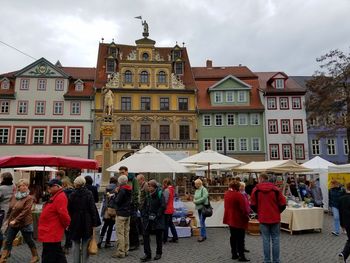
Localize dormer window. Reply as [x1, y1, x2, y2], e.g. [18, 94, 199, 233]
[174, 62, 184, 75]
[1, 79, 9, 89]
[106, 59, 115, 73]
[109, 47, 117, 57]
[74, 80, 84, 91]
[275, 79, 284, 89]
[172, 50, 182, 60]
[142, 52, 149, 61]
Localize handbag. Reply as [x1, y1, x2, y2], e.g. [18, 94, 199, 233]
[88, 230, 98, 255]
[106, 207, 117, 218]
[200, 188, 213, 217]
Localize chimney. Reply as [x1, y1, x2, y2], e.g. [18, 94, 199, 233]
[206, 60, 212, 68]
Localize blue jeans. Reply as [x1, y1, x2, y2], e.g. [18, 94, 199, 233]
[198, 209, 207, 238]
[5, 224, 36, 252]
[259, 223, 280, 263]
[331, 207, 340, 234]
[73, 238, 90, 263]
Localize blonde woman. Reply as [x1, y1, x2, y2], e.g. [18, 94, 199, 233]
[193, 179, 209, 242]
[0, 179, 39, 263]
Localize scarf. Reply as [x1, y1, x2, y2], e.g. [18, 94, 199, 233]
[15, 191, 29, 200]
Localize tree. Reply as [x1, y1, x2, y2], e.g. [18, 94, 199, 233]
[306, 48, 350, 162]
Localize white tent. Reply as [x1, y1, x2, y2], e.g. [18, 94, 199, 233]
[107, 145, 189, 174]
[303, 156, 336, 210]
[193, 163, 240, 171]
[234, 160, 311, 173]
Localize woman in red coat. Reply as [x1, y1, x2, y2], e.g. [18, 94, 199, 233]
[223, 181, 250, 262]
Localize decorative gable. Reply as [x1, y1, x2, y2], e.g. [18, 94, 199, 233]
[208, 75, 252, 91]
[74, 79, 84, 91]
[270, 72, 288, 89]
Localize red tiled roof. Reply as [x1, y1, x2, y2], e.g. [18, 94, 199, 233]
[255, 72, 306, 94]
[64, 80, 94, 98]
[192, 66, 256, 79]
[62, 67, 96, 80]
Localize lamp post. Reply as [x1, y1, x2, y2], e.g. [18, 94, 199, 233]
[223, 136, 227, 155]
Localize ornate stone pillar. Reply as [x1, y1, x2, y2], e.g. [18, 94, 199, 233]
[100, 121, 114, 190]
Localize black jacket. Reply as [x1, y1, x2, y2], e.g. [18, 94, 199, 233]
[68, 187, 99, 240]
[86, 184, 99, 203]
[113, 185, 132, 217]
[141, 187, 165, 230]
[339, 193, 350, 229]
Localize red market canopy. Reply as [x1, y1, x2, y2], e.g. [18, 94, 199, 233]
[0, 155, 98, 170]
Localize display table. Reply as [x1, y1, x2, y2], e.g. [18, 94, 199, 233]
[280, 207, 323, 234]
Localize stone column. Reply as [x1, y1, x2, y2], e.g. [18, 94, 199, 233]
[100, 121, 114, 190]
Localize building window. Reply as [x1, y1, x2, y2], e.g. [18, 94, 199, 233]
[142, 52, 149, 61]
[15, 128, 27, 144]
[327, 138, 336, 155]
[52, 128, 64, 144]
[120, 125, 131, 140]
[0, 128, 9, 144]
[239, 138, 248, 151]
[204, 139, 211, 150]
[226, 91, 234, 102]
[33, 128, 45, 144]
[203, 115, 211, 126]
[214, 92, 223, 103]
[75, 81, 83, 91]
[160, 98, 169, 110]
[53, 101, 63, 115]
[238, 91, 247, 102]
[121, 97, 132, 111]
[160, 125, 170, 140]
[55, 79, 64, 91]
[282, 144, 292, 159]
[37, 79, 47, 90]
[124, 70, 133, 83]
[281, 119, 291, 134]
[18, 101, 28, 115]
[71, 101, 81, 115]
[178, 98, 188, 110]
[279, 97, 289, 109]
[20, 79, 29, 90]
[215, 114, 223, 126]
[344, 139, 349, 155]
[140, 71, 149, 83]
[140, 97, 151, 111]
[216, 138, 223, 152]
[1, 79, 9, 89]
[275, 79, 284, 89]
[175, 62, 183, 75]
[250, 113, 260, 125]
[0, 101, 9, 114]
[227, 114, 235, 125]
[179, 125, 189, 140]
[267, 97, 277, 109]
[268, 120, 278, 134]
[251, 138, 260, 151]
[293, 119, 303, 133]
[140, 125, 151, 140]
[238, 114, 248, 125]
[69, 128, 81, 144]
[309, 117, 319, 127]
[172, 50, 182, 60]
[270, 144, 279, 159]
[157, 71, 166, 84]
[311, 139, 321, 155]
[108, 46, 117, 57]
[295, 144, 305, 160]
[106, 59, 115, 72]
[227, 138, 235, 151]
[35, 101, 45, 115]
[292, 97, 301, 109]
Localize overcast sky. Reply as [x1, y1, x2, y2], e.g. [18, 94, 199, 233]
[0, 0, 349, 76]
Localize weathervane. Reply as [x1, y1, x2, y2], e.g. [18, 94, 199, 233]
[135, 16, 149, 37]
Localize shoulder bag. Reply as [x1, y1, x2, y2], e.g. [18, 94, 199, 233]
[200, 188, 213, 217]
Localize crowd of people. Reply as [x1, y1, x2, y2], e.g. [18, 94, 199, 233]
[0, 169, 349, 263]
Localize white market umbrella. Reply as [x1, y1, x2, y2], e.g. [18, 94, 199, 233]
[234, 160, 312, 173]
[106, 145, 189, 174]
[193, 163, 241, 172]
[14, 166, 58, 172]
[302, 156, 335, 170]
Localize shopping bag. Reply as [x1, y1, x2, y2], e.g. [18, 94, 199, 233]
[88, 231, 98, 255]
[201, 204, 213, 217]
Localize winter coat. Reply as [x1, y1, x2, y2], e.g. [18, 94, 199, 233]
[223, 189, 249, 229]
[127, 174, 140, 212]
[164, 185, 175, 215]
[7, 194, 34, 228]
[142, 187, 165, 230]
[250, 182, 286, 224]
[38, 189, 71, 242]
[193, 186, 209, 210]
[101, 183, 117, 218]
[0, 184, 15, 219]
[329, 186, 345, 209]
[113, 185, 132, 217]
[86, 184, 99, 203]
[339, 193, 350, 229]
[139, 181, 149, 211]
[68, 187, 98, 240]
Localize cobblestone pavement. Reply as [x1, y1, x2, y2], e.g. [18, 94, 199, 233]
[6, 213, 347, 263]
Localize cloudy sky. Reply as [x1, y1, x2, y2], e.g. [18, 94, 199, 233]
[0, 0, 349, 75]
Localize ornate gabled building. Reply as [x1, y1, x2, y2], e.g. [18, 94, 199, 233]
[0, 58, 95, 158]
[193, 60, 265, 163]
[93, 28, 198, 166]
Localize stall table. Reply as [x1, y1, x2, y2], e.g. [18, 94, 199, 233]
[280, 207, 323, 234]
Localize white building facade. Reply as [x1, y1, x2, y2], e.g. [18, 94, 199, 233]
[0, 58, 95, 158]
[256, 72, 309, 163]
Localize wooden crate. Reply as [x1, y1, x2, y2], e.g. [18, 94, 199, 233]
[247, 219, 260, 235]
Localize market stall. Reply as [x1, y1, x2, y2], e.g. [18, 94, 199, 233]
[328, 164, 350, 187]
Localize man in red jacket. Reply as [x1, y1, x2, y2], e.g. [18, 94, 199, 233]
[38, 179, 71, 263]
[250, 173, 286, 263]
[223, 181, 250, 262]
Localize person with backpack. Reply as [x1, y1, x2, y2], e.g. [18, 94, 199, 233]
[140, 179, 165, 262]
[250, 173, 286, 263]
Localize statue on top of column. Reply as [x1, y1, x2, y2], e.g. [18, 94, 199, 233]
[102, 87, 114, 116]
